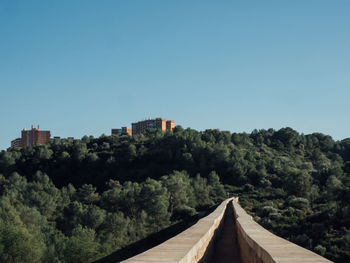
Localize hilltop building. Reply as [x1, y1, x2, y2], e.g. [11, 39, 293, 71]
[111, 127, 132, 136]
[9, 125, 51, 149]
[112, 118, 175, 137]
[21, 125, 51, 147]
[131, 118, 175, 136]
[50, 136, 74, 141]
[166, 120, 175, 130]
[11, 138, 22, 148]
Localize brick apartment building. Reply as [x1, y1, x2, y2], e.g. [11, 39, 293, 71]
[10, 125, 51, 149]
[112, 118, 175, 137]
[21, 125, 51, 147]
[131, 118, 175, 136]
[10, 138, 22, 148]
[166, 120, 175, 130]
[111, 127, 132, 136]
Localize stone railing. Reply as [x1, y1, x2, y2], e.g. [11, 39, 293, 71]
[122, 197, 333, 263]
[232, 198, 333, 263]
[122, 198, 233, 263]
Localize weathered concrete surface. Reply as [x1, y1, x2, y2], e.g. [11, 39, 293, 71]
[232, 199, 333, 263]
[122, 198, 234, 263]
[122, 197, 333, 263]
[211, 202, 241, 263]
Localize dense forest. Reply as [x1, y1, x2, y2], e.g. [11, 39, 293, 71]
[0, 126, 350, 262]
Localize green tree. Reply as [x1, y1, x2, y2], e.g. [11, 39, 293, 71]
[64, 225, 100, 263]
[285, 169, 312, 197]
[208, 171, 226, 203]
[24, 171, 61, 220]
[191, 174, 214, 209]
[161, 171, 191, 214]
[75, 184, 100, 205]
[0, 220, 44, 263]
[139, 178, 170, 231]
[101, 212, 129, 250]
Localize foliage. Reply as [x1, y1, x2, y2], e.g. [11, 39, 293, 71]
[0, 126, 349, 262]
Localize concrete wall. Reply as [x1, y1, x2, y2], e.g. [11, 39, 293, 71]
[122, 198, 333, 263]
[232, 198, 333, 263]
[122, 198, 233, 263]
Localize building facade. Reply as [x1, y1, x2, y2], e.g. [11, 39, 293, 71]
[131, 118, 175, 136]
[166, 120, 175, 130]
[21, 125, 51, 147]
[11, 138, 22, 148]
[112, 126, 132, 136]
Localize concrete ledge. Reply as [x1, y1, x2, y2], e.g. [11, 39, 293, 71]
[232, 199, 333, 263]
[122, 198, 333, 263]
[122, 198, 233, 263]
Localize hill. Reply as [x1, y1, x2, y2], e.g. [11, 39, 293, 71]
[0, 126, 349, 262]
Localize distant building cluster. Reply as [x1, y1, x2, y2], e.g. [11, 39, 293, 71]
[9, 117, 175, 149]
[111, 127, 132, 136]
[9, 125, 74, 150]
[112, 117, 175, 137]
[10, 125, 51, 149]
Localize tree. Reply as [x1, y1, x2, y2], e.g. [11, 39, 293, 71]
[75, 184, 100, 205]
[272, 127, 300, 150]
[208, 171, 226, 203]
[139, 178, 170, 231]
[24, 171, 61, 220]
[161, 171, 191, 215]
[191, 174, 214, 209]
[101, 212, 129, 250]
[285, 169, 312, 197]
[64, 225, 100, 263]
[0, 220, 44, 263]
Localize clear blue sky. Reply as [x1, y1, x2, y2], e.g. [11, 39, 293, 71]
[1, 0, 349, 150]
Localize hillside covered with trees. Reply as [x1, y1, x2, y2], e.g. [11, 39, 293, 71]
[0, 126, 350, 262]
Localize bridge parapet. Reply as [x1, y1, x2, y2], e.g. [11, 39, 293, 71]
[122, 197, 333, 263]
[122, 198, 233, 263]
[232, 198, 333, 263]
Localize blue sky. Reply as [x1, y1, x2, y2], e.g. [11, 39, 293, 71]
[1, 0, 349, 150]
